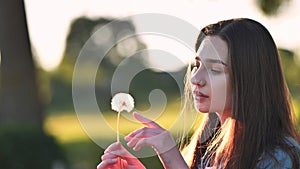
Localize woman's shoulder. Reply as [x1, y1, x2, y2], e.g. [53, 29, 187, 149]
[256, 137, 300, 169]
[285, 137, 300, 149]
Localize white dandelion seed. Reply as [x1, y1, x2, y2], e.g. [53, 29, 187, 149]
[111, 93, 135, 143]
[111, 93, 135, 113]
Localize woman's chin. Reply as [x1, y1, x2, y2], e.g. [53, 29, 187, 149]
[195, 104, 210, 113]
[198, 110, 210, 113]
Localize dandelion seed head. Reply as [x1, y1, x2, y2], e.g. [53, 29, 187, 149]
[111, 93, 135, 112]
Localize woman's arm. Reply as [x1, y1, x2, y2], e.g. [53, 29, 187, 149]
[158, 145, 190, 169]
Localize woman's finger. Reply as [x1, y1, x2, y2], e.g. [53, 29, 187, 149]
[125, 127, 162, 141]
[132, 130, 177, 154]
[126, 131, 145, 147]
[126, 128, 163, 146]
[103, 149, 134, 160]
[124, 127, 146, 141]
[132, 138, 152, 151]
[133, 112, 163, 129]
[101, 152, 118, 160]
[97, 158, 118, 169]
[104, 142, 122, 153]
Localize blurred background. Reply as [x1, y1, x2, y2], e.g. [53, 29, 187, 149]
[0, 0, 299, 169]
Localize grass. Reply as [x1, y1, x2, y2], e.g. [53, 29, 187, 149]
[44, 112, 170, 169]
[44, 100, 189, 143]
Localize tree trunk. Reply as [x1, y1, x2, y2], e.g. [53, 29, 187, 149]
[0, 0, 43, 126]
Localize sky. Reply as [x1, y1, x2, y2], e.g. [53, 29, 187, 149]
[24, 0, 300, 71]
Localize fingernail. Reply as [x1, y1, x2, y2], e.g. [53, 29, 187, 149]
[127, 141, 132, 147]
[125, 136, 132, 141]
[111, 158, 117, 163]
[133, 147, 139, 151]
[124, 136, 128, 141]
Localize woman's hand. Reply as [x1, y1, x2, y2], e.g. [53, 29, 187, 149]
[97, 142, 145, 169]
[125, 112, 189, 169]
[125, 112, 177, 154]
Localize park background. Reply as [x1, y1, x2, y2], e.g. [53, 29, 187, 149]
[0, 0, 300, 169]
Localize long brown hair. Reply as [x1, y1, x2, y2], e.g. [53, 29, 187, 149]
[181, 18, 300, 169]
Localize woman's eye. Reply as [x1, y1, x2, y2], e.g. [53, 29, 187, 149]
[210, 68, 222, 74]
[211, 69, 220, 73]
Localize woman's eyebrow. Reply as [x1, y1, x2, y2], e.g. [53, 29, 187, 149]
[205, 58, 228, 66]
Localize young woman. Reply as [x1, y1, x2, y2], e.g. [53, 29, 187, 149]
[97, 18, 300, 169]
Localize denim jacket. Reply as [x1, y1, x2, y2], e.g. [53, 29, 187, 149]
[256, 137, 300, 169]
[198, 137, 300, 169]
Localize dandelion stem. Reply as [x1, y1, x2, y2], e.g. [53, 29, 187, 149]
[117, 111, 123, 169]
[117, 111, 121, 142]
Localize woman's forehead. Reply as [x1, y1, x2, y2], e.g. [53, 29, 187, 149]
[196, 36, 228, 63]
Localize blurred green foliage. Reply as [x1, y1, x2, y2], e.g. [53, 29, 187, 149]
[279, 49, 300, 126]
[0, 125, 67, 169]
[256, 0, 291, 16]
[279, 49, 300, 99]
[47, 16, 185, 113]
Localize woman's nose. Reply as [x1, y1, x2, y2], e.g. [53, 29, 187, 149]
[190, 74, 206, 87]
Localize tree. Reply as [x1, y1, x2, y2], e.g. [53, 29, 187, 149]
[49, 16, 148, 111]
[256, 0, 291, 16]
[0, 0, 43, 126]
[50, 16, 184, 112]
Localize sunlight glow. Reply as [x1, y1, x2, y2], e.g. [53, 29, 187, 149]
[24, 0, 300, 71]
[140, 34, 194, 72]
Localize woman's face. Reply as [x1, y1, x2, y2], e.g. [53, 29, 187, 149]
[190, 36, 232, 116]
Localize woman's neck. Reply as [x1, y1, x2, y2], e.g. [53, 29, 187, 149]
[216, 110, 231, 125]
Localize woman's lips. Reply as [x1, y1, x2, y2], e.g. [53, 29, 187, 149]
[193, 91, 209, 97]
[193, 91, 209, 101]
